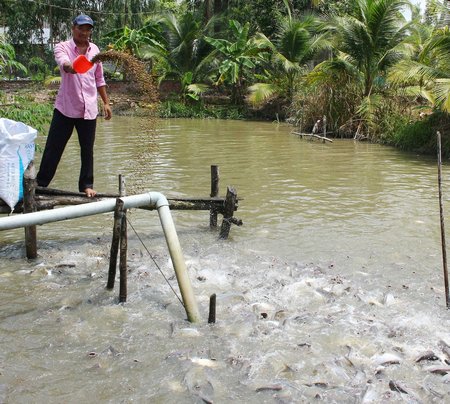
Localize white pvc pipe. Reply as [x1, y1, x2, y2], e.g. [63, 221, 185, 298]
[0, 192, 200, 323]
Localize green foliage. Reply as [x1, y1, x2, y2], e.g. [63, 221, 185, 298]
[181, 71, 209, 101]
[225, 0, 284, 37]
[424, 0, 449, 27]
[158, 100, 245, 119]
[0, 0, 446, 153]
[250, 9, 328, 104]
[327, 0, 411, 97]
[103, 23, 164, 59]
[28, 56, 50, 81]
[301, 0, 412, 140]
[389, 26, 450, 113]
[389, 112, 450, 156]
[205, 20, 269, 103]
[0, 35, 28, 78]
[1, 93, 52, 139]
[98, 0, 158, 35]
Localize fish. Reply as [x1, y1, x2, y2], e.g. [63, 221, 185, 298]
[424, 365, 450, 375]
[183, 366, 214, 403]
[438, 340, 450, 362]
[372, 353, 401, 366]
[415, 351, 440, 363]
[255, 384, 283, 392]
[389, 380, 408, 394]
[190, 357, 219, 368]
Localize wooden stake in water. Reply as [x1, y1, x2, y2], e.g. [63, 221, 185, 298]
[437, 131, 450, 308]
[23, 162, 37, 259]
[208, 293, 216, 324]
[210, 165, 219, 228]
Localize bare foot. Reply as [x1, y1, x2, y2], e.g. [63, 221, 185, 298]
[84, 188, 97, 198]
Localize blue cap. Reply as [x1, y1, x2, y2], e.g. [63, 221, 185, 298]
[73, 14, 94, 27]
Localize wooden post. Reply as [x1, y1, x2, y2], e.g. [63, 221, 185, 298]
[210, 165, 219, 227]
[107, 176, 127, 291]
[437, 131, 450, 308]
[323, 115, 327, 142]
[119, 208, 128, 303]
[219, 186, 237, 239]
[23, 161, 37, 259]
[208, 293, 216, 323]
[107, 198, 124, 290]
[119, 174, 125, 197]
[118, 174, 128, 302]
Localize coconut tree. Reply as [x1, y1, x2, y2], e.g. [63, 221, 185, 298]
[330, 0, 411, 97]
[308, 0, 411, 138]
[247, 7, 328, 105]
[157, 12, 207, 78]
[389, 24, 450, 112]
[132, 11, 214, 101]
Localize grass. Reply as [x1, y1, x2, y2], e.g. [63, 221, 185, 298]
[158, 100, 246, 120]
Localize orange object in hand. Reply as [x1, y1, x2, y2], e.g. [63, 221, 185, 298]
[72, 55, 94, 73]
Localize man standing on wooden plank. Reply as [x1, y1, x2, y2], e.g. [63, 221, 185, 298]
[37, 14, 112, 198]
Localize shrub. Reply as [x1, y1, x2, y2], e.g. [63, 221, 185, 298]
[391, 112, 450, 157]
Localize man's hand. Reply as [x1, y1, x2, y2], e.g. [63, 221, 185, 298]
[103, 104, 112, 120]
[62, 62, 76, 74]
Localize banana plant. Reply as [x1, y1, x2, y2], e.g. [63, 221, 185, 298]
[103, 23, 163, 59]
[0, 36, 27, 79]
[204, 20, 269, 104]
[181, 71, 209, 101]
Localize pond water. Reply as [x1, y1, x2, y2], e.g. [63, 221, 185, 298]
[1, 117, 450, 402]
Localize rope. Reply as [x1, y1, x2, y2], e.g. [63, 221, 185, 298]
[126, 216, 185, 308]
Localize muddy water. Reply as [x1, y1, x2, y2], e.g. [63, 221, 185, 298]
[1, 117, 450, 402]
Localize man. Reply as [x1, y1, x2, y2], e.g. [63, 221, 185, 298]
[37, 14, 112, 198]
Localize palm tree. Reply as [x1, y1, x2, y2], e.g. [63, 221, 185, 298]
[158, 12, 207, 78]
[330, 0, 410, 97]
[309, 0, 411, 138]
[389, 23, 450, 113]
[248, 9, 328, 105]
[133, 11, 213, 101]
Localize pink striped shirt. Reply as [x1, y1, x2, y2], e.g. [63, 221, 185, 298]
[54, 39, 107, 120]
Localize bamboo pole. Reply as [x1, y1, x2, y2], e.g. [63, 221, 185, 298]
[210, 165, 219, 227]
[437, 131, 450, 308]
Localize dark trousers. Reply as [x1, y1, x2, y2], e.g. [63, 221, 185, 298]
[37, 109, 97, 192]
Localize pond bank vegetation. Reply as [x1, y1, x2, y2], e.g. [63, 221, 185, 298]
[1, 0, 449, 157]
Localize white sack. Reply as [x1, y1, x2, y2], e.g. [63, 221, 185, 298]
[0, 118, 37, 211]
